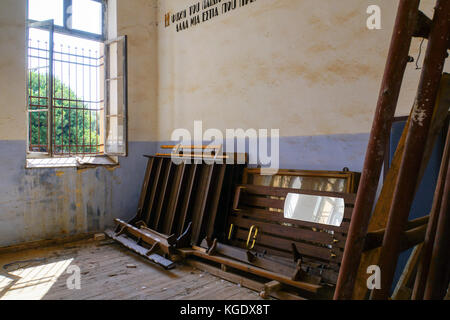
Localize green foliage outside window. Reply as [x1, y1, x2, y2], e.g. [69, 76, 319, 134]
[28, 71, 100, 154]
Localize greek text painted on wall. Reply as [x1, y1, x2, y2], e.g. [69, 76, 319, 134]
[165, 0, 257, 32]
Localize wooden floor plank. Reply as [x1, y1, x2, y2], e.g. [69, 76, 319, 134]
[0, 239, 262, 300]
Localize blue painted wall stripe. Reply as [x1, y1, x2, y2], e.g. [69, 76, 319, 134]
[0, 133, 369, 246]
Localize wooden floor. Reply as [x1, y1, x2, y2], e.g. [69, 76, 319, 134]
[0, 239, 261, 300]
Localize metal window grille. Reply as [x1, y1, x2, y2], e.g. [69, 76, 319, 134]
[27, 36, 104, 156]
[26, 1, 127, 159]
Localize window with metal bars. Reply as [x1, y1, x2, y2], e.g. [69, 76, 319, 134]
[26, 0, 128, 160]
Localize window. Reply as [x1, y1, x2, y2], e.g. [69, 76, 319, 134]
[26, 0, 127, 165]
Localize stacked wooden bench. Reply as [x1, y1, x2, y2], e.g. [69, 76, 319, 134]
[106, 148, 361, 299]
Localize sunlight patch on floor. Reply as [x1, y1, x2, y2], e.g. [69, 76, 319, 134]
[0, 258, 73, 300]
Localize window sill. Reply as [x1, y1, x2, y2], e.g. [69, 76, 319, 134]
[26, 156, 119, 169]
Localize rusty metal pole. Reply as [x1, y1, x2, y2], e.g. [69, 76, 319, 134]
[333, 0, 420, 300]
[371, 0, 450, 300]
[412, 127, 450, 299]
[424, 153, 450, 299]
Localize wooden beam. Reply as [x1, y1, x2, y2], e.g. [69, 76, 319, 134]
[185, 259, 306, 300]
[364, 216, 429, 251]
[152, 160, 173, 230]
[392, 244, 423, 300]
[162, 163, 186, 235]
[413, 105, 450, 299]
[191, 165, 214, 245]
[204, 241, 296, 276]
[424, 150, 450, 299]
[205, 164, 226, 239]
[176, 164, 198, 236]
[105, 229, 175, 270]
[144, 157, 164, 226]
[113, 219, 175, 255]
[178, 248, 323, 294]
[134, 157, 155, 222]
[261, 281, 282, 299]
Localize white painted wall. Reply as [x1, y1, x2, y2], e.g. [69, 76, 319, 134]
[0, 0, 27, 141]
[156, 0, 449, 140]
[116, 0, 158, 141]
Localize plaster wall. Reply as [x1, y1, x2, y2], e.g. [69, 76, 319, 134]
[156, 0, 448, 139]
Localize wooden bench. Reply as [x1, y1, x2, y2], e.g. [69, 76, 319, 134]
[221, 184, 356, 286]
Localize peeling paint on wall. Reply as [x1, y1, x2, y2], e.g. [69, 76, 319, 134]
[0, 141, 156, 247]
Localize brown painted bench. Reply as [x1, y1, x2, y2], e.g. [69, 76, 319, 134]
[222, 184, 356, 286]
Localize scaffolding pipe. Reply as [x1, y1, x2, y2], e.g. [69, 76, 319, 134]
[371, 0, 450, 300]
[424, 148, 450, 299]
[412, 127, 450, 299]
[334, 0, 420, 300]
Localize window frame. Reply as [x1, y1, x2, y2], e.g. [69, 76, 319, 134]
[26, 19, 55, 158]
[25, 0, 128, 165]
[27, 0, 107, 42]
[103, 35, 128, 157]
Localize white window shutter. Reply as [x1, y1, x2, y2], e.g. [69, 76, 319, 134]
[104, 35, 128, 156]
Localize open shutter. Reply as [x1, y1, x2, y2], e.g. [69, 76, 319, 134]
[26, 20, 54, 156]
[104, 35, 128, 156]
